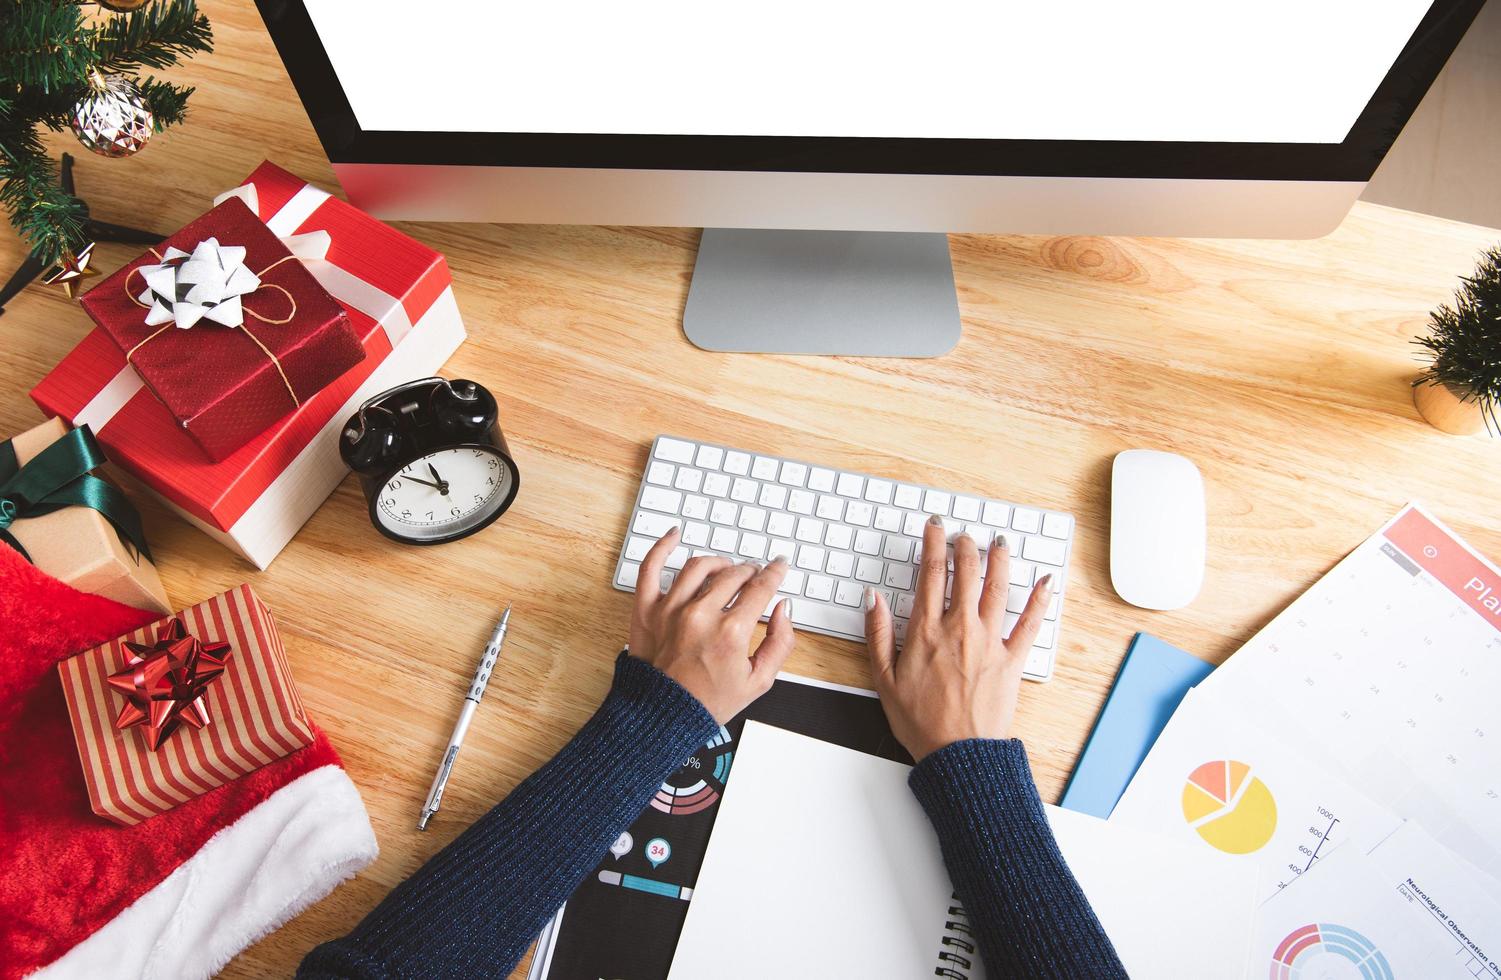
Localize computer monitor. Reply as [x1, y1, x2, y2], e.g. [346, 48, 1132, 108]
[257, 0, 1481, 356]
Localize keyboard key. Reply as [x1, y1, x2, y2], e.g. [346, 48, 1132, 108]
[1006, 585, 1029, 613]
[640, 486, 683, 514]
[797, 546, 826, 572]
[952, 496, 981, 521]
[682, 495, 710, 520]
[825, 524, 854, 550]
[836, 473, 864, 498]
[885, 564, 916, 590]
[853, 529, 882, 555]
[967, 524, 993, 548]
[654, 437, 696, 463]
[855, 557, 884, 584]
[895, 592, 915, 618]
[711, 526, 738, 552]
[624, 535, 653, 561]
[893, 618, 908, 643]
[738, 534, 768, 560]
[807, 467, 837, 492]
[882, 536, 913, 562]
[1025, 648, 1049, 677]
[779, 569, 805, 594]
[665, 546, 689, 570]
[674, 467, 704, 492]
[787, 489, 816, 514]
[1035, 621, 1057, 649]
[696, 445, 724, 470]
[779, 461, 808, 486]
[791, 597, 864, 638]
[805, 575, 834, 601]
[682, 522, 710, 547]
[982, 501, 1011, 527]
[1023, 536, 1067, 567]
[826, 552, 855, 577]
[709, 500, 738, 525]
[923, 489, 952, 515]
[759, 484, 788, 509]
[632, 511, 681, 538]
[864, 479, 893, 504]
[1009, 559, 1035, 586]
[647, 461, 675, 486]
[1047, 595, 1061, 620]
[723, 451, 751, 476]
[768, 538, 796, 563]
[731, 478, 758, 503]
[894, 484, 923, 509]
[903, 512, 929, 537]
[616, 561, 640, 588]
[703, 473, 731, 497]
[816, 495, 845, 521]
[834, 580, 863, 607]
[1011, 507, 1042, 534]
[874, 507, 903, 532]
[738, 507, 768, 532]
[844, 500, 873, 527]
[751, 456, 780, 480]
[1042, 513, 1071, 539]
[767, 512, 796, 537]
[795, 518, 825, 543]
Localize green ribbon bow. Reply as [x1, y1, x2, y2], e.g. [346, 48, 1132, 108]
[0, 424, 153, 566]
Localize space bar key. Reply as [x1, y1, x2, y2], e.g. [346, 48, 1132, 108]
[789, 601, 866, 641]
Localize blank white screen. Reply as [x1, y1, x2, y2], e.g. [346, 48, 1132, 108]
[304, 0, 1433, 143]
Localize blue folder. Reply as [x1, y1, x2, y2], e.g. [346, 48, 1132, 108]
[1059, 632, 1215, 819]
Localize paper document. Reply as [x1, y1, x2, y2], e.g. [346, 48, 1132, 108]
[670, 722, 1257, 979]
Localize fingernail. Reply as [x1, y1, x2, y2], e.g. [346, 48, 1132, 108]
[927, 514, 943, 527]
[996, 534, 1008, 552]
[1038, 574, 1053, 591]
[771, 554, 788, 566]
[863, 586, 877, 611]
[781, 597, 794, 618]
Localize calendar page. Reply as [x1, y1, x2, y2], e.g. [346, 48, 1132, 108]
[1203, 504, 1501, 884]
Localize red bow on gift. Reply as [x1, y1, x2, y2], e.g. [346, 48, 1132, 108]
[106, 617, 232, 751]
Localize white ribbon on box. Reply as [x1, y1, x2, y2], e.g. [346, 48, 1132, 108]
[75, 179, 416, 433]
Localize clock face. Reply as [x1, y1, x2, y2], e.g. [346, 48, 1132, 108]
[374, 446, 515, 542]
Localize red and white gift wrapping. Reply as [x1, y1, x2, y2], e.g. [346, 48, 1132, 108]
[32, 161, 467, 568]
[57, 584, 313, 826]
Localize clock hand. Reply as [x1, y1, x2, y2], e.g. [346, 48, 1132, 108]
[402, 475, 445, 490]
[428, 463, 450, 496]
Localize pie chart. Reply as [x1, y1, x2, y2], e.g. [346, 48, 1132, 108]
[1180, 759, 1277, 854]
[1270, 922, 1393, 980]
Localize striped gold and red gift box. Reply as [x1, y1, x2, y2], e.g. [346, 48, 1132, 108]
[57, 584, 313, 826]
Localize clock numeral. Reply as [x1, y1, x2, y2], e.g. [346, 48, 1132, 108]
[474, 494, 484, 505]
[426, 511, 433, 520]
[401, 509, 411, 518]
[487, 476, 495, 486]
[388, 479, 402, 491]
[383, 497, 396, 507]
[488, 458, 498, 469]
[451, 506, 462, 516]
[474, 450, 485, 457]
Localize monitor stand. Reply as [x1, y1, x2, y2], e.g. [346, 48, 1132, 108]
[683, 229, 960, 357]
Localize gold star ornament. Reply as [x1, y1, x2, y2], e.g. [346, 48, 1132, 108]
[42, 241, 100, 298]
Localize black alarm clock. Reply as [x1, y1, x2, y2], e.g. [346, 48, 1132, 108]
[339, 377, 520, 544]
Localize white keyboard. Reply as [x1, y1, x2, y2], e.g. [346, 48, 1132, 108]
[613, 436, 1075, 682]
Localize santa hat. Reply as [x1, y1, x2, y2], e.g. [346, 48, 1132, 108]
[0, 547, 376, 979]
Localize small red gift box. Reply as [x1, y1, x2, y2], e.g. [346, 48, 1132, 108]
[79, 196, 365, 461]
[56, 584, 313, 826]
[33, 161, 467, 568]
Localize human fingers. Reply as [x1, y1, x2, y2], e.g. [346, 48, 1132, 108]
[1007, 573, 1054, 655]
[665, 553, 730, 607]
[729, 557, 788, 624]
[948, 532, 982, 614]
[863, 587, 896, 684]
[749, 597, 796, 687]
[697, 560, 762, 610]
[635, 527, 679, 608]
[978, 533, 1011, 625]
[915, 515, 949, 620]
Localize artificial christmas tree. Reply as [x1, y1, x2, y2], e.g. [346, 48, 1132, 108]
[0, 0, 212, 312]
[1413, 246, 1501, 436]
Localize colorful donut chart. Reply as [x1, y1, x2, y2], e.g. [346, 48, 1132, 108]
[1270, 922, 1392, 980]
[651, 725, 734, 815]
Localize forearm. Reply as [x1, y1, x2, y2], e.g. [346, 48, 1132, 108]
[909, 739, 1127, 980]
[299, 652, 718, 980]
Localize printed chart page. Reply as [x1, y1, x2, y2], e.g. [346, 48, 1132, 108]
[1110, 685, 1401, 902]
[1202, 504, 1501, 883]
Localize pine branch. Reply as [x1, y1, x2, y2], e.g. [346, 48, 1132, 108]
[0, 1, 92, 94]
[137, 76, 195, 129]
[0, 134, 87, 265]
[90, 0, 214, 75]
[1414, 245, 1501, 433]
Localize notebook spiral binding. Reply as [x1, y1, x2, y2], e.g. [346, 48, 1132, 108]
[933, 895, 976, 978]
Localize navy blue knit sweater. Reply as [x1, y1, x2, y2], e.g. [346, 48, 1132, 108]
[299, 654, 1125, 978]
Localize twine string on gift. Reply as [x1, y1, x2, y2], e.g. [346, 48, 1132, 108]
[123, 247, 304, 410]
[0, 425, 154, 565]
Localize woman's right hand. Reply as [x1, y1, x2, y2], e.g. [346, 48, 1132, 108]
[863, 515, 1054, 761]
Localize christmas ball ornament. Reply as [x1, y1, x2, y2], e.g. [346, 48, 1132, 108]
[70, 71, 155, 158]
[96, 0, 150, 9]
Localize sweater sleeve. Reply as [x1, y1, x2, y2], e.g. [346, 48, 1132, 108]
[298, 651, 719, 980]
[908, 739, 1128, 980]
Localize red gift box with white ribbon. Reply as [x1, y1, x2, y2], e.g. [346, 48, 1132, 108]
[32, 161, 467, 568]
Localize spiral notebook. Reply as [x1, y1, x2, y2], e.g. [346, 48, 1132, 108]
[669, 722, 1257, 979]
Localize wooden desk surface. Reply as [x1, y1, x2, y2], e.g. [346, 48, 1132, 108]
[3, 4, 1499, 976]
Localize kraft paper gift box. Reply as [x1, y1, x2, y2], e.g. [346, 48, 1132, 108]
[56, 584, 313, 826]
[32, 161, 467, 569]
[2, 416, 170, 614]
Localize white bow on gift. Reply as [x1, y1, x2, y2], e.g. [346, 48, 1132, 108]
[136, 238, 262, 330]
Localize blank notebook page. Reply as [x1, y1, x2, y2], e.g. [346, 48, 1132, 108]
[669, 721, 1256, 979]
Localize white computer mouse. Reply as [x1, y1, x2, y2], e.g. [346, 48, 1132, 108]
[1110, 450, 1205, 610]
